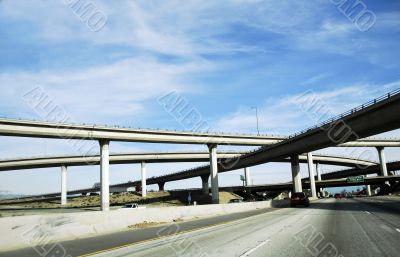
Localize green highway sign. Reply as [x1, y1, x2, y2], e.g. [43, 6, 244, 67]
[346, 176, 364, 183]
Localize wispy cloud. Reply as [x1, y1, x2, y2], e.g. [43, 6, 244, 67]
[0, 56, 213, 122]
[213, 81, 400, 135]
[300, 72, 334, 85]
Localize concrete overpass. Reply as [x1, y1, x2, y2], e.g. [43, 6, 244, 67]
[1, 89, 400, 210]
[158, 90, 400, 203]
[0, 151, 247, 171]
[1, 118, 400, 147]
[0, 118, 284, 145]
[226, 175, 400, 192]
[318, 160, 400, 180]
[0, 152, 377, 172]
[0, 152, 378, 200]
[11, 171, 399, 201]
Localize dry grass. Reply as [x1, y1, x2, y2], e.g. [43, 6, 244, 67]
[127, 221, 166, 229]
[0, 190, 242, 210]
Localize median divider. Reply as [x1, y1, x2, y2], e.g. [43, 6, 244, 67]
[0, 200, 289, 252]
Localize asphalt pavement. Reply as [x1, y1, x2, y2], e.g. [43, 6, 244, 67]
[88, 197, 400, 257]
[1, 197, 399, 257]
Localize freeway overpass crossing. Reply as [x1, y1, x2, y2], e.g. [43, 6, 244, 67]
[1, 118, 400, 147]
[1, 89, 400, 210]
[0, 151, 378, 172]
[153, 90, 400, 204]
[0, 152, 379, 200]
[236, 175, 400, 192]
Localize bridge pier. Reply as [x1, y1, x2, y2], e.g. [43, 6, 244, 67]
[316, 163, 322, 181]
[291, 155, 302, 193]
[208, 144, 219, 204]
[158, 182, 165, 191]
[316, 163, 323, 197]
[307, 153, 317, 198]
[61, 165, 67, 205]
[141, 161, 147, 197]
[377, 147, 389, 185]
[99, 140, 110, 211]
[366, 185, 372, 196]
[201, 174, 209, 195]
[244, 167, 252, 186]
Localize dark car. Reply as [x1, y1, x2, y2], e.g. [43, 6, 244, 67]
[229, 199, 243, 203]
[334, 193, 342, 199]
[290, 192, 310, 207]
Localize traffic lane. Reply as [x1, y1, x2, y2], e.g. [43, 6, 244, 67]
[90, 205, 311, 256]
[255, 198, 400, 257]
[0, 205, 285, 257]
[90, 198, 400, 257]
[352, 197, 400, 230]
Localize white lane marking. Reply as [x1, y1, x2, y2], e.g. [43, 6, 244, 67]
[396, 228, 400, 233]
[365, 211, 371, 215]
[239, 239, 271, 257]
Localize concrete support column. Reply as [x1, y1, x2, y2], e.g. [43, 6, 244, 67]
[201, 174, 210, 195]
[99, 140, 110, 211]
[307, 153, 317, 198]
[377, 147, 389, 185]
[61, 165, 67, 205]
[316, 163, 322, 182]
[158, 182, 165, 192]
[377, 147, 388, 176]
[244, 167, 252, 186]
[366, 185, 372, 196]
[141, 161, 147, 197]
[316, 163, 323, 196]
[208, 144, 219, 204]
[291, 155, 302, 193]
[364, 175, 372, 196]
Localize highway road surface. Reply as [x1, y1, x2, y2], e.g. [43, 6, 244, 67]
[1, 197, 400, 257]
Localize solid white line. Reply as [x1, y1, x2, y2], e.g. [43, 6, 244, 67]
[396, 228, 400, 233]
[240, 239, 270, 257]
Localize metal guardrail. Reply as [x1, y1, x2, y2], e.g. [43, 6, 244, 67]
[0, 150, 245, 162]
[0, 117, 284, 138]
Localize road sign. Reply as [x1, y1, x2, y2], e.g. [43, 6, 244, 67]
[346, 176, 364, 183]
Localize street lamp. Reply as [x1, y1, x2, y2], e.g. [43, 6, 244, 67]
[251, 107, 260, 136]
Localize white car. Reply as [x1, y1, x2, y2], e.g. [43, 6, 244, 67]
[120, 203, 146, 209]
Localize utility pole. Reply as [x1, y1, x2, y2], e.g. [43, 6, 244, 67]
[251, 107, 260, 136]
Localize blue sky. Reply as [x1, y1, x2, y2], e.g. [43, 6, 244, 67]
[0, 0, 399, 195]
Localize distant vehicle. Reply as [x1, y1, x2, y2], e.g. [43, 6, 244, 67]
[290, 192, 310, 207]
[334, 193, 342, 199]
[122, 203, 139, 209]
[89, 192, 99, 196]
[229, 199, 243, 203]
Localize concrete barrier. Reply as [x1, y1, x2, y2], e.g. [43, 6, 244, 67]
[0, 200, 288, 251]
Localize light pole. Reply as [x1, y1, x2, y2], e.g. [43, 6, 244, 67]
[251, 107, 260, 136]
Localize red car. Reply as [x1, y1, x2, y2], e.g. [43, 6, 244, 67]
[290, 192, 310, 207]
[334, 193, 342, 199]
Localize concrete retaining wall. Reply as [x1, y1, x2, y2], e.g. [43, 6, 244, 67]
[0, 200, 288, 251]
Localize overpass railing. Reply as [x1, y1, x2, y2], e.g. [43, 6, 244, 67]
[287, 88, 400, 139]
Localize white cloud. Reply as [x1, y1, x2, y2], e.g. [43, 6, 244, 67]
[0, 0, 320, 57]
[213, 81, 400, 136]
[0, 56, 212, 123]
[300, 73, 334, 85]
